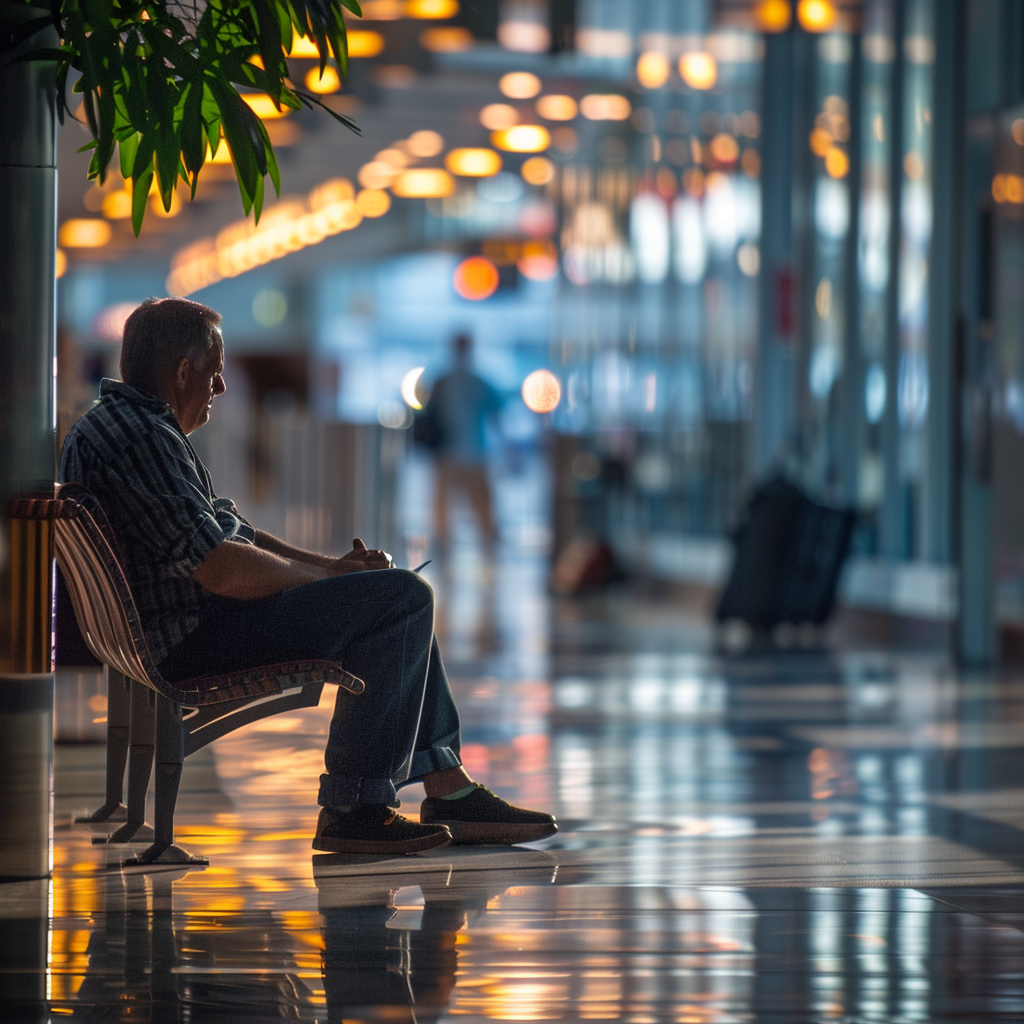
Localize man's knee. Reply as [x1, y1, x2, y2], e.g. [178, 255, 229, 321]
[391, 568, 434, 613]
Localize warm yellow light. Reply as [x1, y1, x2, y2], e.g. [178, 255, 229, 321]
[309, 177, 355, 210]
[241, 94, 291, 119]
[406, 0, 459, 17]
[59, 219, 112, 248]
[534, 94, 578, 121]
[349, 29, 386, 57]
[419, 26, 474, 51]
[491, 124, 551, 153]
[356, 188, 391, 217]
[580, 94, 631, 121]
[517, 252, 558, 280]
[797, 0, 837, 32]
[401, 367, 426, 409]
[360, 0, 405, 17]
[445, 148, 502, 177]
[499, 71, 542, 99]
[376, 147, 410, 168]
[709, 133, 740, 163]
[358, 161, 399, 189]
[101, 189, 132, 219]
[522, 369, 561, 413]
[754, 0, 792, 31]
[480, 103, 519, 130]
[679, 52, 717, 90]
[406, 130, 445, 157]
[809, 126, 833, 156]
[521, 156, 555, 185]
[453, 256, 500, 300]
[288, 36, 320, 58]
[391, 168, 455, 197]
[150, 190, 183, 218]
[55, 248, 67, 279]
[636, 51, 671, 89]
[824, 145, 849, 178]
[206, 140, 233, 164]
[305, 65, 341, 93]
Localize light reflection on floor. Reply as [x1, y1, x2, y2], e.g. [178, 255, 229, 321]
[12, 541, 1024, 1020]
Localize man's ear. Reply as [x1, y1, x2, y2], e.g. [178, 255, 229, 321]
[174, 357, 191, 388]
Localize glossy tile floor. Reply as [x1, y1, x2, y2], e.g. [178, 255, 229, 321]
[9, 539, 1024, 1021]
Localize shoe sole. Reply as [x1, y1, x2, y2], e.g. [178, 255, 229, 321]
[312, 829, 452, 855]
[426, 820, 558, 845]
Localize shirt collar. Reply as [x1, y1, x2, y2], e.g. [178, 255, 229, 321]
[99, 378, 175, 417]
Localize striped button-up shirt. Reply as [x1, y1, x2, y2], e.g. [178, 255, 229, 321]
[59, 379, 255, 668]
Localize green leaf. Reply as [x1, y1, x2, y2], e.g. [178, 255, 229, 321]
[118, 131, 140, 180]
[181, 83, 205, 180]
[131, 162, 154, 237]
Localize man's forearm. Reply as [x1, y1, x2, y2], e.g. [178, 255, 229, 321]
[194, 540, 328, 599]
[254, 529, 334, 569]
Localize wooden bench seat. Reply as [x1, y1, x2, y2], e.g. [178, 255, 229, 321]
[14, 484, 365, 867]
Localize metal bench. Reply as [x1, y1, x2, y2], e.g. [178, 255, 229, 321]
[14, 484, 365, 868]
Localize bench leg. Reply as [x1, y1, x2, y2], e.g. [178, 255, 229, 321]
[101, 680, 154, 844]
[76, 668, 130, 824]
[128, 695, 207, 867]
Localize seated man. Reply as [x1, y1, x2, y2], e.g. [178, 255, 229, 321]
[60, 297, 556, 855]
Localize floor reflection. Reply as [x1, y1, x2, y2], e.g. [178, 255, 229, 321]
[13, 526, 1024, 1019]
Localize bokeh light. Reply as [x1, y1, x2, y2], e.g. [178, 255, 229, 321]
[453, 256, 500, 300]
[356, 188, 391, 217]
[59, 219, 112, 248]
[420, 26, 473, 52]
[101, 190, 132, 219]
[406, 0, 459, 17]
[240, 94, 291, 118]
[825, 146, 849, 178]
[521, 156, 555, 185]
[499, 71, 542, 99]
[535, 94, 578, 121]
[636, 52, 671, 90]
[797, 0, 837, 32]
[305, 66, 341, 93]
[55, 247, 67, 278]
[391, 168, 455, 197]
[445, 148, 502, 176]
[580, 94, 631, 120]
[401, 367, 426, 409]
[754, 0, 792, 31]
[347, 30, 386, 57]
[491, 125, 551, 152]
[406, 130, 445, 157]
[522, 369, 561, 413]
[679, 52, 718, 90]
[480, 103, 520, 130]
[709, 134, 740, 164]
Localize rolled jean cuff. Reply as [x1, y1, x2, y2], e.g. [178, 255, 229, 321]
[318, 773, 399, 810]
[406, 745, 461, 781]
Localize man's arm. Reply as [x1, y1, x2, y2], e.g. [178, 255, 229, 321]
[255, 530, 334, 569]
[194, 540, 328, 599]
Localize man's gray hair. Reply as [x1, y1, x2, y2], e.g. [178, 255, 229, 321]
[120, 297, 222, 395]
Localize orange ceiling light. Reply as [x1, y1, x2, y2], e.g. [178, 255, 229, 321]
[535, 94, 578, 121]
[406, 0, 459, 17]
[797, 0, 837, 32]
[304, 65, 341, 93]
[480, 103, 520, 130]
[521, 156, 555, 185]
[679, 52, 717, 90]
[499, 71, 542, 99]
[522, 369, 561, 413]
[754, 0, 792, 32]
[59, 219, 112, 247]
[420, 26, 474, 51]
[356, 188, 392, 217]
[391, 168, 455, 197]
[491, 124, 551, 152]
[241, 94, 291, 118]
[636, 51, 671, 90]
[406, 130, 445, 157]
[453, 256, 500, 299]
[348, 30, 386, 57]
[445, 148, 502, 176]
[580, 94, 631, 121]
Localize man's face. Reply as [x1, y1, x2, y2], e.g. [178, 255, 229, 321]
[177, 334, 225, 435]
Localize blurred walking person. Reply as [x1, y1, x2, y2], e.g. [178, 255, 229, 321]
[426, 333, 503, 563]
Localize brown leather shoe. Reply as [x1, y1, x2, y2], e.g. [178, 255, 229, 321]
[420, 785, 557, 845]
[313, 805, 452, 854]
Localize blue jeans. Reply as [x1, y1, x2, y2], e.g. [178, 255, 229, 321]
[159, 569, 462, 809]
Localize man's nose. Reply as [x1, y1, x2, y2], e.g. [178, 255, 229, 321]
[213, 374, 226, 396]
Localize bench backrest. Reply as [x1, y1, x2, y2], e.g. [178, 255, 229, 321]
[53, 484, 164, 692]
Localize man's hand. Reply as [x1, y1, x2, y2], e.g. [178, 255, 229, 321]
[329, 538, 393, 575]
